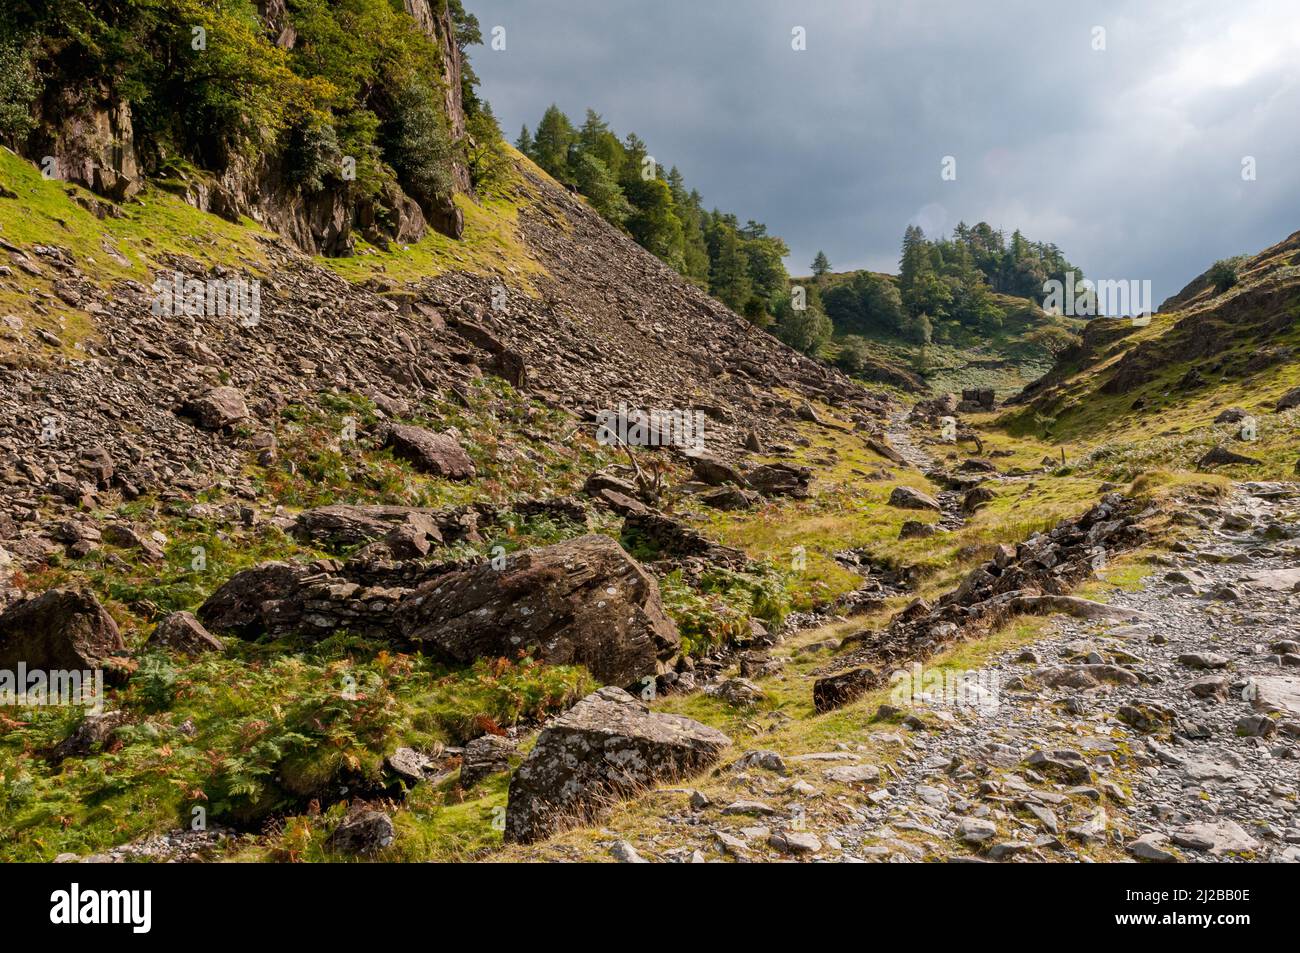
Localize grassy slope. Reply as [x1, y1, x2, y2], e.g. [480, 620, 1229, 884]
[999, 232, 1300, 483]
[0, 147, 610, 860]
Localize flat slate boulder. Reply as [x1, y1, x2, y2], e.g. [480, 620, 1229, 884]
[396, 534, 679, 685]
[382, 424, 476, 480]
[0, 588, 124, 673]
[292, 503, 447, 549]
[1246, 674, 1300, 717]
[183, 386, 249, 430]
[504, 687, 731, 843]
[888, 485, 941, 511]
[148, 611, 224, 656]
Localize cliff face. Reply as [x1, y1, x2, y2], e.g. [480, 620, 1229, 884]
[16, 1, 470, 256]
[413, 0, 472, 194]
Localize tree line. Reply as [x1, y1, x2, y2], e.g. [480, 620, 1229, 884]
[811, 222, 1086, 350]
[516, 106, 795, 329]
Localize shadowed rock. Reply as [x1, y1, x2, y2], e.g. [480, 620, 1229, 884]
[813, 666, 881, 713]
[396, 534, 679, 685]
[0, 588, 124, 673]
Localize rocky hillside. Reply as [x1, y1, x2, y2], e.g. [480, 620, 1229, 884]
[1002, 229, 1300, 481]
[2, 2, 1297, 868]
[0, 35, 906, 859]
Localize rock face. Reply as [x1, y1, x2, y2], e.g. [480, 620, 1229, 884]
[0, 588, 124, 672]
[381, 424, 476, 480]
[504, 687, 731, 843]
[396, 535, 679, 685]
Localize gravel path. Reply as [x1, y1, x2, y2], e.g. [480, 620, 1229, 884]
[821, 480, 1300, 862]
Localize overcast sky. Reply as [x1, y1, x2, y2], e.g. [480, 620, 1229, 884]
[469, 0, 1300, 304]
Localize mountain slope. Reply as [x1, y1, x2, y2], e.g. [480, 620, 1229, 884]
[1001, 228, 1300, 480]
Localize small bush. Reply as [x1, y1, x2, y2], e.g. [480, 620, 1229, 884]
[1207, 256, 1244, 294]
[834, 335, 871, 374]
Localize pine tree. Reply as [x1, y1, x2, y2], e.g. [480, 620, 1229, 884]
[898, 225, 931, 311]
[573, 152, 632, 225]
[707, 221, 752, 311]
[515, 125, 533, 157]
[811, 250, 831, 277]
[577, 109, 626, 180]
[532, 104, 576, 182]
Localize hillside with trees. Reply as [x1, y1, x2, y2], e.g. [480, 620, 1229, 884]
[805, 224, 1090, 397]
[517, 106, 791, 328]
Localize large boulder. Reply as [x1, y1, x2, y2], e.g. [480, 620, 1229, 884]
[396, 535, 679, 684]
[197, 562, 309, 635]
[147, 611, 225, 656]
[683, 449, 747, 487]
[182, 386, 249, 430]
[382, 424, 476, 480]
[504, 687, 731, 843]
[888, 485, 942, 511]
[0, 588, 125, 673]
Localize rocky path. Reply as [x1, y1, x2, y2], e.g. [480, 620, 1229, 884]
[598, 481, 1300, 864]
[816, 480, 1300, 862]
[883, 410, 938, 472]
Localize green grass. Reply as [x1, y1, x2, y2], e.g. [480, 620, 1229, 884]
[0, 645, 590, 861]
[316, 146, 549, 294]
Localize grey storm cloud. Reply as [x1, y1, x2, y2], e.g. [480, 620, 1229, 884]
[470, 0, 1300, 304]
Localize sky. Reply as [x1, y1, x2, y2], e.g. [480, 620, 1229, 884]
[468, 0, 1300, 306]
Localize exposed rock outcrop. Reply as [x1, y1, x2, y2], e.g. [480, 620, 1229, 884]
[397, 535, 679, 685]
[0, 588, 125, 674]
[504, 687, 731, 843]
